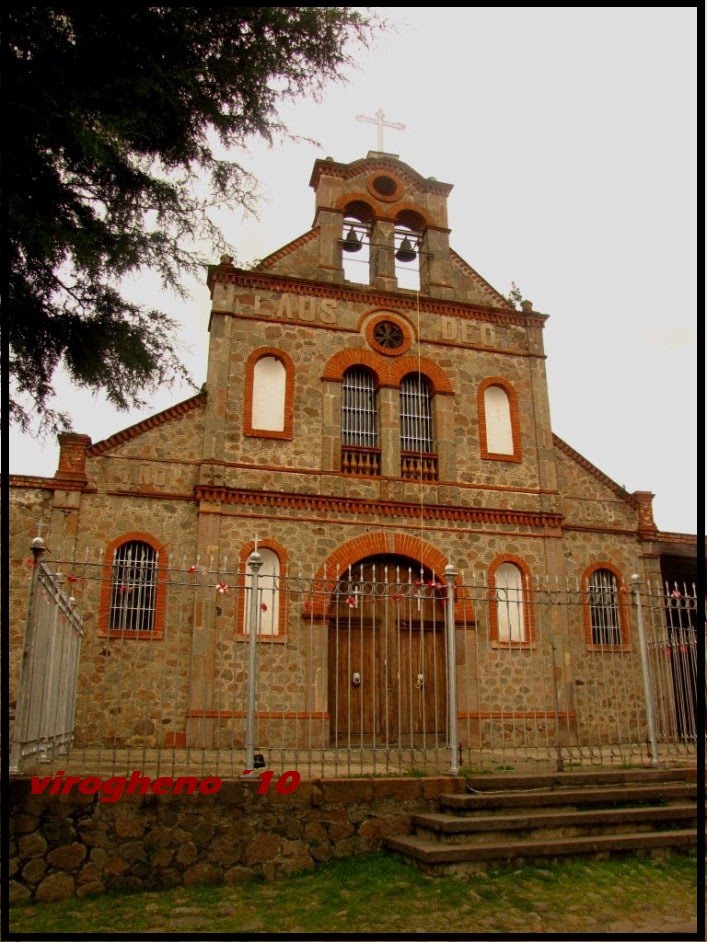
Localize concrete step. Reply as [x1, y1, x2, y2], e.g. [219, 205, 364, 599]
[464, 767, 697, 793]
[440, 781, 697, 813]
[385, 828, 698, 874]
[412, 803, 699, 844]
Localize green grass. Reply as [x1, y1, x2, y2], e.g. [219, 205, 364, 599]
[10, 852, 699, 935]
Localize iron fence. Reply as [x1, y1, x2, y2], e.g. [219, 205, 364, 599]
[10, 541, 83, 772]
[10, 548, 701, 778]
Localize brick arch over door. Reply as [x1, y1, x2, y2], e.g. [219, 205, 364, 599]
[308, 531, 474, 622]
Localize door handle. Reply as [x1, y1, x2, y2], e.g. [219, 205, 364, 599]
[352, 672, 361, 686]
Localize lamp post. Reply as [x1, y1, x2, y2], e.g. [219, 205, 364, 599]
[245, 550, 262, 771]
[444, 562, 459, 776]
[631, 573, 659, 767]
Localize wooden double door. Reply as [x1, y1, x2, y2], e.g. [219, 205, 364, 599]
[328, 557, 447, 744]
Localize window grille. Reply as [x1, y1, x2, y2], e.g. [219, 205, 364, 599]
[109, 541, 158, 631]
[400, 373, 433, 453]
[588, 569, 621, 645]
[342, 368, 378, 448]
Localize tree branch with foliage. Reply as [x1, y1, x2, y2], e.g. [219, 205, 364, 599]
[7, 7, 381, 431]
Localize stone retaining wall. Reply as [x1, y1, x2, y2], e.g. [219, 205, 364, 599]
[8, 775, 466, 904]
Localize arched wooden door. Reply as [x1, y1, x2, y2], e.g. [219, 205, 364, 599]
[327, 555, 447, 745]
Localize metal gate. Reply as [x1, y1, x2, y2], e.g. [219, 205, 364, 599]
[10, 539, 83, 772]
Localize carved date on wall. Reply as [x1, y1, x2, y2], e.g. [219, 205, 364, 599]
[109, 462, 172, 489]
[562, 500, 623, 525]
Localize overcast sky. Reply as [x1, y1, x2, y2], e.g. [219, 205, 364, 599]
[9, 7, 697, 535]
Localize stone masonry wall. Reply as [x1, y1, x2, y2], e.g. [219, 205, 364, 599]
[8, 775, 466, 904]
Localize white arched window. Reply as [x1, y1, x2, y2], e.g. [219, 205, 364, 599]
[251, 356, 286, 432]
[484, 385, 514, 455]
[245, 548, 280, 636]
[495, 562, 525, 643]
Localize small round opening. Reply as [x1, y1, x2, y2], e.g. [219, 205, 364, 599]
[372, 175, 398, 197]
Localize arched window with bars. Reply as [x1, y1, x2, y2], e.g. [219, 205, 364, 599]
[101, 537, 166, 637]
[584, 566, 628, 648]
[400, 372, 437, 480]
[341, 366, 380, 476]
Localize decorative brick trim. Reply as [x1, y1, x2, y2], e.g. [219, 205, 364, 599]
[98, 532, 168, 640]
[365, 172, 406, 204]
[88, 392, 206, 457]
[187, 710, 328, 720]
[243, 348, 295, 440]
[364, 313, 414, 357]
[207, 268, 543, 327]
[321, 349, 389, 386]
[477, 377, 523, 462]
[309, 155, 453, 197]
[553, 435, 637, 506]
[252, 228, 318, 271]
[305, 532, 474, 623]
[449, 250, 515, 309]
[654, 531, 697, 546]
[393, 203, 434, 228]
[236, 539, 289, 640]
[194, 485, 564, 531]
[390, 357, 454, 395]
[334, 192, 381, 218]
[487, 554, 536, 647]
[580, 561, 631, 652]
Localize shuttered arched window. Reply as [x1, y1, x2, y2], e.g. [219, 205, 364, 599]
[244, 348, 294, 440]
[252, 356, 286, 432]
[478, 379, 522, 462]
[495, 562, 525, 643]
[244, 548, 281, 636]
[484, 385, 514, 455]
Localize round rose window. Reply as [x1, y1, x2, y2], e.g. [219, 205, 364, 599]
[373, 321, 404, 350]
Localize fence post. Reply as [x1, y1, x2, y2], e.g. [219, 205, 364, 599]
[444, 562, 459, 776]
[10, 537, 47, 773]
[245, 550, 262, 770]
[630, 573, 659, 767]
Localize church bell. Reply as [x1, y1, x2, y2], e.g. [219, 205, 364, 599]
[395, 236, 417, 263]
[342, 227, 363, 252]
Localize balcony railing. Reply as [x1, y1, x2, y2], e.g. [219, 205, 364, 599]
[401, 451, 438, 481]
[341, 445, 381, 476]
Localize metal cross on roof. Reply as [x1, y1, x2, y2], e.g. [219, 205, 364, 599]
[356, 108, 405, 152]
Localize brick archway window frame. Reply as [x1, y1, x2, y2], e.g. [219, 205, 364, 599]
[236, 539, 289, 643]
[244, 347, 295, 440]
[98, 532, 168, 639]
[477, 377, 522, 463]
[581, 562, 631, 651]
[303, 531, 474, 624]
[488, 554, 536, 648]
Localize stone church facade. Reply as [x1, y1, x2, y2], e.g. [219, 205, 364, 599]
[9, 152, 696, 759]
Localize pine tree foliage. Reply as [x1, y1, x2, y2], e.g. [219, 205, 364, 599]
[7, 7, 379, 430]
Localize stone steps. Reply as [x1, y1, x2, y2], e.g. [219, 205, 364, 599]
[412, 803, 699, 844]
[384, 767, 699, 875]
